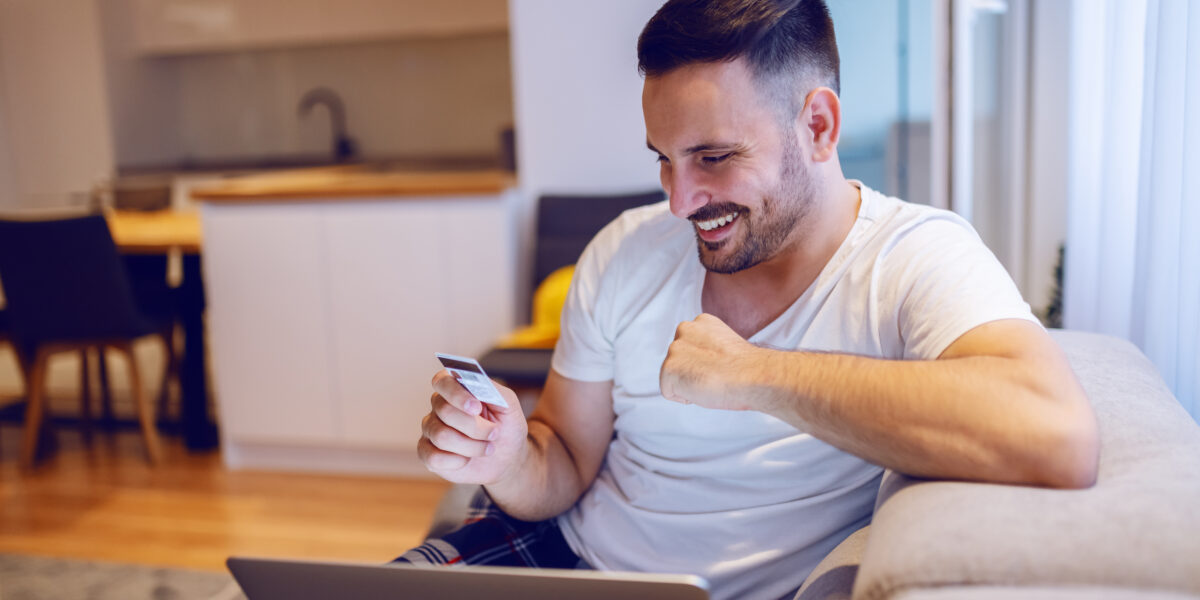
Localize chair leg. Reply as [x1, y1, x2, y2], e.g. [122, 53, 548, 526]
[19, 348, 51, 470]
[80, 348, 94, 444]
[12, 344, 30, 395]
[98, 349, 114, 427]
[112, 343, 162, 464]
[157, 325, 178, 426]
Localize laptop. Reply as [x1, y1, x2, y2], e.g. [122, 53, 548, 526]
[227, 556, 711, 600]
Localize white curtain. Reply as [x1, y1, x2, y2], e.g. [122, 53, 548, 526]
[1064, 0, 1199, 420]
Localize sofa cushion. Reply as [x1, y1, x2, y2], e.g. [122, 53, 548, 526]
[852, 331, 1200, 600]
[893, 585, 1200, 600]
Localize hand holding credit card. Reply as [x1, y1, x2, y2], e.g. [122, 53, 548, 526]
[435, 353, 509, 409]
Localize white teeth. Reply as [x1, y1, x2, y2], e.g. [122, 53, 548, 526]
[696, 211, 739, 231]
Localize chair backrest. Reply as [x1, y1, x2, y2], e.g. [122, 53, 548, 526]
[532, 190, 666, 292]
[0, 214, 152, 345]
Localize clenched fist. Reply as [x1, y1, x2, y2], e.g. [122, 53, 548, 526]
[659, 313, 771, 411]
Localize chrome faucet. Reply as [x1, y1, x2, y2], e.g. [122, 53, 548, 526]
[297, 87, 358, 163]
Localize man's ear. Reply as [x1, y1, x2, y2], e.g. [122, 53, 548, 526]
[799, 87, 841, 163]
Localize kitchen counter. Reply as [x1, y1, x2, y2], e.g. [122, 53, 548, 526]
[194, 162, 517, 476]
[190, 165, 514, 203]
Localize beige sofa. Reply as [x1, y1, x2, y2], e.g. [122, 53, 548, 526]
[798, 330, 1200, 599]
[431, 331, 1200, 599]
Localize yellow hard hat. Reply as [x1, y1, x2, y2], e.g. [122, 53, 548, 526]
[495, 265, 575, 349]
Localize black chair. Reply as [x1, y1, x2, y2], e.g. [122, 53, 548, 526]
[0, 214, 167, 468]
[478, 190, 665, 389]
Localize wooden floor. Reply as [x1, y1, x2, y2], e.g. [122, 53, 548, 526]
[0, 426, 451, 572]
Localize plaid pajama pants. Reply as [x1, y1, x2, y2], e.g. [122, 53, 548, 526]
[393, 489, 587, 570]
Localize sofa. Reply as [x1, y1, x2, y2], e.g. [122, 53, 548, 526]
[429, 330, 1200, 599]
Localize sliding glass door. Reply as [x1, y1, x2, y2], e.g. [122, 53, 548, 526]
[829, 0, 1035, 301]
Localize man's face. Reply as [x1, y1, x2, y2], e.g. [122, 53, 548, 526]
[643, 58, 813, 274]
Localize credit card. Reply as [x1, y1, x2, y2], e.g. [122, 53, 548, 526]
[435, 352, 509, 408]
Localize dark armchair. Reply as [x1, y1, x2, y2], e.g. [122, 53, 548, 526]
[478, 190, 665, 390]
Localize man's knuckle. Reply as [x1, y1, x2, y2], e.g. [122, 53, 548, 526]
[426, 453, 448, 471]
[432, 400, 452, 421]
[433, 452, 466, 471]
[417, 439, 439, 466]
[429, 427, 454, 448]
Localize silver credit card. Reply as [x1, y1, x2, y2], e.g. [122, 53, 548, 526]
[435, 352, 508, 408]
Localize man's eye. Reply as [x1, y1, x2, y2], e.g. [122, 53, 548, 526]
[701, 153, 733, 164]
[655, 154, 669, 164]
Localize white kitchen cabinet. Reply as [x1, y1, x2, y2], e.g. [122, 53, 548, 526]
[202, 204, 340, 444]
[202, 191, 516, 476]
[324, 199, 516, 449]
[134, 0, 508, 56]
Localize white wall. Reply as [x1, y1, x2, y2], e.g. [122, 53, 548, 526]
[506, 0, 665, 316]
[508, 0, 664, 198]
[0, 0, 115, 208]
[96, 0, 184, 170]
[0, 44, 20, 210]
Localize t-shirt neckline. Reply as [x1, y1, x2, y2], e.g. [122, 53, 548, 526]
[687, 181, 873, 344]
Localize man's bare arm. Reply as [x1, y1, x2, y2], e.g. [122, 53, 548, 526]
[660, 316, 1099, 488]
[420, 368, 613, 522]
[485, 371, 614, 520]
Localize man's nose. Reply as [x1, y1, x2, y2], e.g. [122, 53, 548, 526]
[666, 169, 710, 219]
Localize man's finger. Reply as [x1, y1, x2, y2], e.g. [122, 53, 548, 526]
[418, 437, 470, 472]
[423, 417, 494, 458]
[432, 369, 483, 415]
[659, 355, 678, 403]
[674, 320, 690, 340]
[433, 395, 498, 441]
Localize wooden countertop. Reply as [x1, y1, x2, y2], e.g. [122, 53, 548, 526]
[190, 166, 515, 203]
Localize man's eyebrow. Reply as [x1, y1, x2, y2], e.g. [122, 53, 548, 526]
[684, 143, 727, 154]
[645, 141, 734, 156]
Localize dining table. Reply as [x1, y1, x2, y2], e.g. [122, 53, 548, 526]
[105, 209, 217, 451]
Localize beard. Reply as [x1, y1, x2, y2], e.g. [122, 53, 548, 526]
[693, 137, 813, 274]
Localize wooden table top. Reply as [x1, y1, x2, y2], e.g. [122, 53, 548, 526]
[190, 167, 514, 203]
[106, 210, 202, 254]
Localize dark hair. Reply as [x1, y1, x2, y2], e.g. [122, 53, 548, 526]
[637, 0, 840, 99]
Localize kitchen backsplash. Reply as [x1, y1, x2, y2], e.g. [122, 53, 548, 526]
[100, 0, 513, 170]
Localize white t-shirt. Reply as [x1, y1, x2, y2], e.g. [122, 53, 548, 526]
[549, 183, 1039, 600]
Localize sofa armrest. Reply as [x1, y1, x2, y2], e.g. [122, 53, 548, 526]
[852, 331, 1200, 600]
[796, 525, 870, 600]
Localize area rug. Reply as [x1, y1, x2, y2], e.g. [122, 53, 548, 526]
[0, 553, 246, 600]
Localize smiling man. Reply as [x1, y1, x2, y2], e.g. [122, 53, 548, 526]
[402, 1, 1100, 599]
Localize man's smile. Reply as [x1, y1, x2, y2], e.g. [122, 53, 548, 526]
[692, 208, 742, 243]
[695, 210, 740, 231]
